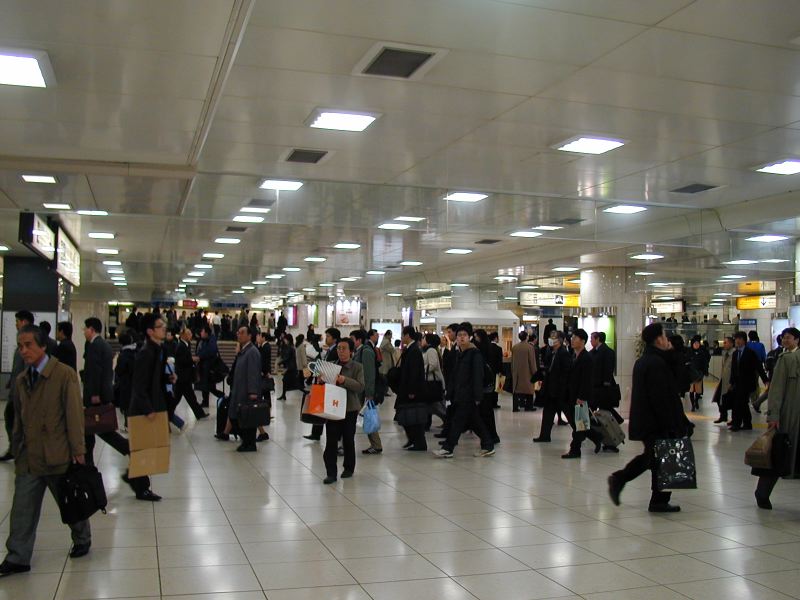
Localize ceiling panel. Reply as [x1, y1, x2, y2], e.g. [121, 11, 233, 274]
[492, 0, 694, 25]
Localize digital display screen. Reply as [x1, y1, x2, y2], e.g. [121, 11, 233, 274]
[55, 227, 80, 286]
[18, 212, 56, 261]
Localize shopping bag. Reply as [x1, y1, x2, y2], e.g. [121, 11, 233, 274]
[128, 412, 170, 477]
[361, 399, 381, 434]
[574, 403, 591, 432]
[744, 429, 775, 470]
[304, 383, 346, 420]
[653, 437, 697, 491]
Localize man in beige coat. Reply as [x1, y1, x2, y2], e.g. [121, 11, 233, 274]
[511, 331, 538, 412]
[1, 325, 91, 577]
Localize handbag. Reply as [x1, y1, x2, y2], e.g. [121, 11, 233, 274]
[361, 399, 381, 434]
[55, 463, 108, 525]
[84, 403, 118, 435]
[396, 403, 429, 427]
[237, 399, 270, 428]
[653, 437, 698, 491]
[745, 429, 775, 470]
[574, 403, 591, 432]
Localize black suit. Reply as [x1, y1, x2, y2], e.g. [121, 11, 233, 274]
[590, 343, 623, 422]
[173, 339, 206, 419]
[729, 346, 766, 429]
[397, 341, 427, 449]
[537, 345, 571, 440]
[565, 349, 603, 455]
[53, 339, 77, 372]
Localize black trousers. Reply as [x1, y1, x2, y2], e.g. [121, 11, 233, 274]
[324, 411, 357, 477]
[479, 395, 499, 442]
[565, 404, 603, 454]
[4, 400, 14, 451]
[513, 394, 533, 411]
[730, 387, 752, 428]
[538, 397, 565, 440]
[444, 401, 493, 452]
[309, 423, 324, 439]
[201, 378, 224, 406]
[174, 382, 206, 419]
[403, 424, 427, 449]
[85, 431, 151, 494]
[612, 440, 671, 505]
[231, 419, 256, 448]
[756, 474, 779, 501]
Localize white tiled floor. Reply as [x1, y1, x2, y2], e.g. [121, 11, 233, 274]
[1, 383, 799, 600]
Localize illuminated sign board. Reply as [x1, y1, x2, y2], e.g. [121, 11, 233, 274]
[18, 213, 55, 261]
[736, 295, 776, 310]
[55, 227, 80, 286]
[519, 292, 579, 307]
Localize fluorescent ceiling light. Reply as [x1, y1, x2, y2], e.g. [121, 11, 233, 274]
[214, 238, 240, 244]
[444, 191, 488, 202]
[309, 110, 378, 132]
[533, 225, 563, 231]
[260, 179, 303, 191]
[96, 248, 118, 255]
[340, 277, 359, 282]
[450, 283, 469, 287]
[756, 159, 800, 175]
[387, 293, 403, 297]
[182, 278, 197, 283]
[319, 283, 334, 287]
[400, 260, 422, 266]
[494, 276, 517, 282]
[649, 282, 669, 287]
[656, 296, 675, 300]
[110, 276, 126, 281]
[241, 285, 255, 290]
[635, 271, 654, 276]
[113, 282, 127, 287]
[568, 279, 581, 284]
[302, 288, 316, 292]
[761, 258, 790, 263]
[88, 232, 114, 239]
[304, 256, 326, 262]
[22, 174, 56, 184]
[723, 259, 758, 265]
[240, 206, 271, 214]
[605, 205, 647, 214]
[194, 264, 213, 269]
[203, 253, 224, 259]
[631, 253, 664, 260]
[552, 267, 579, 272]
[187, 271, 205, 277]
[43, 203, 71, 210]
[746, 234, 789, 243]
[503, 296, 517, 300]
[378, 223, 410, 230]
[178, 283, 186, 287]
[510, 231, 542, 238]
[720, 275, 746, 279]
[282, 267, 301, 272]
[106, 269, 124, 274]
[667, 282, 684, 285]
[366, 270, 385, 275]
[395, 216, 425, 222]
[557, 136, 625, 154]
[265, 274, 285, 279]
[334, 243, 360, 249]
[231, 290, 244, 294]
[77, 209, 108, 216]
[714, 293, 732, 296]
[233, 215, 264, 223]
[252, 280, 267, 285]
[445, 248, 472, 254]
[416, 288, 432, 292]
[0, 50, 54, 88]
[516, 285, 538, 289]
[102, 260, 121, 266]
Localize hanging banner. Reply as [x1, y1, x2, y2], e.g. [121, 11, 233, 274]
[519, 292, 579, 307]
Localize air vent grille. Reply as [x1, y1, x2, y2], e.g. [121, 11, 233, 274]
[226, 226, 247, 233]
[286, 149, 327, 164]
[671, 183, 718, 194]
[363, 47, 435, 78]
[475, 239, 501, 245]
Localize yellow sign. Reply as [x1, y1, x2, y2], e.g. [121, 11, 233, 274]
[736, 295, 776, 310]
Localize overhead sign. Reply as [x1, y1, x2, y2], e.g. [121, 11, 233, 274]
[181, 299, 198, 309]
[55, 227, 80, 286]
[737, 295, 776, 310]
[652, 300, 684, 314]
[737, 281, 775, 294]
[519, 292, 579, 307]
[18, 213, 56, 261]
[416, 296, 452, 310]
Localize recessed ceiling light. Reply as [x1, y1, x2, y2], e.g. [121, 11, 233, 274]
[106, 269, 124, 274]
[720, 275, 746, 279]
[304, 256, 326, 262]
[231, 290, 244, 294]
[102, 260, 121, 266]
[494, 276, 517, 282]
[635, 271, 654, 276]
[194, 264, 213, 269]
[282, 267, 301, 272]
[450, 283, 469, 287]
[77, 209, 108, 216]
[203, 252, 224, 259]
[22, 174, 56, 184]
[233, 215, 264, 223]
[334, 243, 360, 249]
[110, 276, 126, 281]
[552, 267, 579, 272]
[366, 270, 385, 275]
[656, 296, 675, 300]
[760, 258, 790, 263]
[395, 216, 426, 222]
[415, 288, 433, 292]
[266, 274, 285, 279]
[444, 191, 488, 202]
[533, 225, 563, 231]
[378, 223, 410, 230]
[252, 280, 268, 285]
[88, 232, 114, 239]
[568, 279, 581, 284]
[723, 259, 758, 265]
[96, 248, 119, 255]
[43, 203, 71, 210]
[182, 278, 197, 283]
[113, 282, 127, 287]
[714, 292, 732, 296]
[241, 285, 255, 290]
[516, 285, 538, 289]
[259, 179, 303, 191]
[319, 283, 335, 287]
[509, 231, 543, 238]
[400, 260, 423, 266]
[308, 109, 379, 132]
[445, 248, 472, 254]
[649, 282, 669, 287]
[755, 159, 800, 175]
[387, 292, 403, 297]
[214, 238, 240, 244]
[0, 49, 54, 87]
[0, 245, 9, 251]
[302, 287, 316, 292]
[605, 205, 647, 214]
[340, 277, 359, 282]
[746, 234, 789, 242]
[666, 282, 684, 285]
[188, 271, 205, 277]
[240, 206, 271, 214]
[631, 253, 664, 260]
[556, 136, 625, 154]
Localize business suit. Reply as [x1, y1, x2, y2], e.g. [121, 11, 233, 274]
[565, 349, 603, 456]
[536, 345, 571, 441]
[53, 339, 77, 372]
[228, 342, 262, 450]
[589, 343, 623, 422]
[729, 345, 767, 430]
[397, 341, 427, 450]
[173, 339, 206, 419]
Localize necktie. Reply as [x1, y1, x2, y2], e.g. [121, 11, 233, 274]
[29, 368, 38, 387]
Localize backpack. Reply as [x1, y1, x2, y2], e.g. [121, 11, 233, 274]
[55, 463, 107, 525]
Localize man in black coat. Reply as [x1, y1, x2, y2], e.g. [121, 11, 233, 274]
[589, 332, 623, 424]
[729, 331, 768, 431]
[534, 331, 571, 442]
[608, 323, 692, 512]
[562, 329, 604, 459]
[397, 326, 427, 451]
[173, 327, 208, 420]
[54, 321, 77, 372]
[39, 321, 58, 356]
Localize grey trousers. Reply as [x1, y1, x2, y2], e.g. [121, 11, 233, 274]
[5, 473, 91, 566]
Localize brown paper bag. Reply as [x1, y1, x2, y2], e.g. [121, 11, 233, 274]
[128, 412, 170, 477]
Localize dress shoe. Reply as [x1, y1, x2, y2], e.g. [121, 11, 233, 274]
[303, 435, 320, 441]
[741, 425, 753, 430]
[341, 470, 353, 478]
[512, 408, 520, 413]
[532, 437, 551, 443]
[402, 441, 414, 449]
[561, 452, 581, 459]
[713, 417, 726, 424]
[0, 451, 14, 462]
[256, 432, 269, 442]
[214, 433, 230, 441]
[0, 560, 30, 577]
[69, 543, 91, 558]
[236, 444, 257, 452]
[433, 432, 447, 439]
[323, 476, 337, 485]
[406, 446, 427, 451]
[362, 447, 382, 454]
[594, 440, 603, 454]
[755, 493, 772, 510]
[729, 426, 741, 432]
[608, 475, 624, 506]
[135, 490, 162, 502]
[648, 503, 680, 513]
[198, 412, 210, 420]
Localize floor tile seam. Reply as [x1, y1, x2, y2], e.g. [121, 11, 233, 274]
[611, 555, 749, 582]
[539, 558, 667, 592]
[740, 571, 800, 594]
[695, 526, 800, 546]
[571, 535, 681, 558]
[663, 575, 768, 597]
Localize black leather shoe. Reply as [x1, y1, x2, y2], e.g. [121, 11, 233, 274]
[402, 441, 414, 449]
[256, 432, 269, 442]
[557, 420, 568, 426]
[648, 503, 680, 513]
[341, 470, 353, 478]
[755, 493, 772, 510]
[741, 425, 753, 430]
[214, 433, 230, 441]
[198, 412, 210, 420]
[69, 543, 91, 558]
[608, 475, 623, 506]
[303, 435, 320, 441]
[0, 560, 30, 577]
[406, 446, 427, 451]
[236, 444, 257, 452]
[0, 451, 14, 462]
[532, 437, 551, 443]
[561, 452, 581, 459]
[136, 490, 162, 502]
[323, 476, 337, 484]
[594, 440, 602, 454]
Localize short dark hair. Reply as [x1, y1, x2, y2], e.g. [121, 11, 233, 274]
[140, 313, 160, 334]
[367, 329, 378, 338]
[424, 333, 441, 349]
[384, 329, 393, 338]
[57, 321, 73, 338]
[118, 332, 133, 346]
[489, 332, 498, 342]
[573, 328, 588, 343]
[554, 331, 566, 342]
[734, 331, 748, 342]
[84, 317, 103, 334]
[458, 321, 473, 337]
[446, 323, 459, 332]
[18, 324, 46, 348]
[350, 329, 367, 343]
[325, 327, 341, 341]
[402, 325, 416, 339]
[338, 338, 355, 353]
[283, 333, 294, 345]
[748, 330, 759, 342]
[641, 322, 664, 345]
[783, 327, 800, 340]
[518, 331, 528, 341]
[40, 320, 52, 335]
[591, 331, 606, 343]
[15, 310, 34, 325]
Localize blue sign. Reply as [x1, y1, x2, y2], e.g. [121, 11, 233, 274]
[739, 318, 757, 327]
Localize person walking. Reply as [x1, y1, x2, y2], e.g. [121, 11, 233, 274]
[304, 328, 340, 441]
[173, 327, 209, 421]
[0, 325, 91, 577]
[54, 321, 77, 371]
[276, 333, 298, 401]
[608, 323, 693, 512]
[688, 337, 710, 411]
[227, 326, 262, 453]
[396, 326, 427, 451]
[323, 339, 364, 484]
[352, 330, 381, 455]
[473, 329, 500, 444]
[533, 331, 571, 443]
[196, 325, 224, 408]
[434, 323, 495, 458]
[589, 332, 623, 425]
[729, 331, 767, 431]
[511, 331, 537, 413]
[753, 335, 783, 413]
[712, 336, 734, 423]
[1, 311, 34, 462]
[255, 330, 272, 442]
[421, 333, 446, 427]
[561, 329, 604, 459]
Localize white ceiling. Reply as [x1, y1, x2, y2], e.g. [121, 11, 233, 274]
[0, 0, 799, 308]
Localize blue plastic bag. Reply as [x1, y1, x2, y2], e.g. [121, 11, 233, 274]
[362, 400, 381, 434]
[574, 403, 591, 432]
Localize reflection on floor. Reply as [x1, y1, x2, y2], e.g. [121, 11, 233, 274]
[0, 384, 798, 600]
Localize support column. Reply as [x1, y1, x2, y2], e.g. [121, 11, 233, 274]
[580, 268, 646, 408]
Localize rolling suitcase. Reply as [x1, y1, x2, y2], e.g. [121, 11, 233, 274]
[216, 396, 230, 437]
[591, 409, 626, 448]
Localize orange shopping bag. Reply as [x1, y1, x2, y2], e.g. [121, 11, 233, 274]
[303, 383, 346, 420]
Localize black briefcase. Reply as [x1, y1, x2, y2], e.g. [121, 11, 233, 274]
[237, 400, 270, 428]
[56, 463, 108, 525]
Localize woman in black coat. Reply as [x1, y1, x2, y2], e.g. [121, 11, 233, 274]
[277, 333, 298, 400]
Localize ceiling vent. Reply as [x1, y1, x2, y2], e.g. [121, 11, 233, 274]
[353, 42, 448, 80]
[247, 198, 274, 208]
[226, 226, 247, 233]
[475, 239, 501, 245]
[554, 217, 585, 226]
[286, 149, 328, 164]
[671, 183, 718, 194]
[384, 265, 402, 270]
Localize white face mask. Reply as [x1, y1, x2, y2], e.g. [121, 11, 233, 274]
[548, 338, 556, 347]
